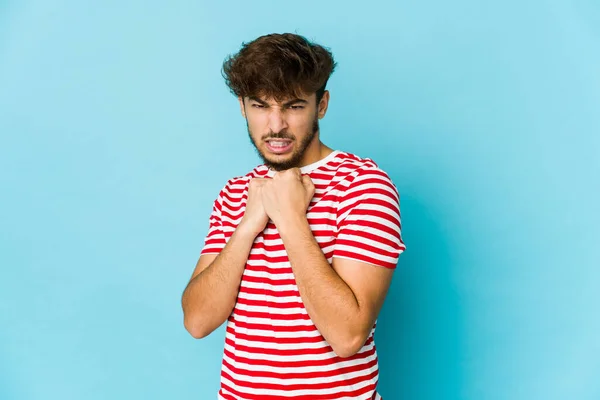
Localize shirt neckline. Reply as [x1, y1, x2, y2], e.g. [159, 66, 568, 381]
[265, 150, 341, 177]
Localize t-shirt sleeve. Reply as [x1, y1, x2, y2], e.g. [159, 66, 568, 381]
[200, 187, 227, 256]
[333, 168, 406, 269]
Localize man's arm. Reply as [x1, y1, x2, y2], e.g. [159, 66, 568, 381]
[182, 224, 260, 338]
[277, 217, 394, 358]
[182, 178, 270, 338]
[261, 167, 404, 357]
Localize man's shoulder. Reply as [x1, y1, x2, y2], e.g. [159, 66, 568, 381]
[334, 151, 394, 185]
[218, 165, 268, 194]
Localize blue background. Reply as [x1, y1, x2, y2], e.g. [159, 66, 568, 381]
[1, 1, 599, 399]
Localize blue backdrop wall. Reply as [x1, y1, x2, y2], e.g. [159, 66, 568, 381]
[1, 1, 599, 399]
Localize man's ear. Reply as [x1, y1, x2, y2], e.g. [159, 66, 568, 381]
[238, 96, 246, 118]
[317, 90, 330, 119]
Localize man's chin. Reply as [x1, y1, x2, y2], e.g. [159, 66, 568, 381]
[262, 150, 291, 161]
[262, 153, 300, 171]
[265, 161, 293, 172]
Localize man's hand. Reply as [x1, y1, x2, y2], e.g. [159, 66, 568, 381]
[261, 168, 315, 226]
[238, 177, 270, 236]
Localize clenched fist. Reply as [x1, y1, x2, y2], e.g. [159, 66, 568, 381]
[239, 177, 270, 236]
[261, 168, 315, 227]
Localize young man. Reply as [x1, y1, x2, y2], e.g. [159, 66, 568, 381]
[182, 33, 406, 400]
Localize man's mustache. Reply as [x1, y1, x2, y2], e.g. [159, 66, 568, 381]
[262, 133, 295, 141]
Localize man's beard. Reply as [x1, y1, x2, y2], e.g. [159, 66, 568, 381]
[247, 112, 319, 171]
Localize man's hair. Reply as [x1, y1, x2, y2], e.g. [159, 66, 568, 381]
[222, 33, 337, 104]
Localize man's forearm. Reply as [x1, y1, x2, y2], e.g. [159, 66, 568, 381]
[182, 224, 257, 338]
[277, 216, 367, 357]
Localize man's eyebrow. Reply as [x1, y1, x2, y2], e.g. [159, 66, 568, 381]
[248, 96, 268, 105]
[248, 97, 308, 106]
[283, 98, 308, 106]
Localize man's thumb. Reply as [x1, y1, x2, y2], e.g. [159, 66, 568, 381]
[302, 174, 314, 188]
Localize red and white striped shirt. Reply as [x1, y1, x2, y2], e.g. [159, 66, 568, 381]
[201, 150, 406, 399]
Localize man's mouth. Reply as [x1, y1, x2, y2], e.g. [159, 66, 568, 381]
[265, 139, 294, 154]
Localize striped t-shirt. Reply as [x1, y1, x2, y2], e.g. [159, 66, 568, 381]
[201, 150, 406, 400]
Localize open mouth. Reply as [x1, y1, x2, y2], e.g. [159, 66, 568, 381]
[265, 139, 293, 154]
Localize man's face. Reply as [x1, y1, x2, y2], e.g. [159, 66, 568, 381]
[240, 92, 323, 171]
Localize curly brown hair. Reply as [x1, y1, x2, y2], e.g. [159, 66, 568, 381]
[222, 33, 337, 104]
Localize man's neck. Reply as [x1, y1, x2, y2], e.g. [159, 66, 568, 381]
[298, 142, 333, 168]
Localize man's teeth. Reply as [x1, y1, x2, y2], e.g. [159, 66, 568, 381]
[270, 141, 289, 147]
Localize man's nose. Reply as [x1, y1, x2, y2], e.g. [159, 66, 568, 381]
[267, 108, 288, 133]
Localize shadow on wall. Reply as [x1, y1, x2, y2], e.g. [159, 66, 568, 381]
[376, 189, 464, 400]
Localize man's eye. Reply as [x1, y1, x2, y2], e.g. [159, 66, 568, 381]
[252, 104, 265, 108]
[289, 105, 304, 110]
